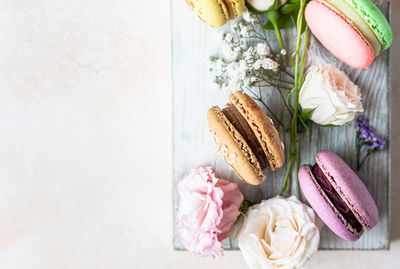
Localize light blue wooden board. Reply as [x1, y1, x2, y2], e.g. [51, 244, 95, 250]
[172, 1, 390, 250]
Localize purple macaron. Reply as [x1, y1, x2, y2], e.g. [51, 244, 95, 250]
[298, 150, 379, 241]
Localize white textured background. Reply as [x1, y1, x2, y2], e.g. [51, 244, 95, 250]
[0, 0, 398, 268]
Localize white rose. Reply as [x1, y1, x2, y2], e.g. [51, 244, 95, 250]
[299, 64, 364, 126]
[237, 196, 319, 269]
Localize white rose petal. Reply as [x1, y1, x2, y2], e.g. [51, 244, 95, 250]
[299, 64, 364, 126]
[237, 196, 320, 269]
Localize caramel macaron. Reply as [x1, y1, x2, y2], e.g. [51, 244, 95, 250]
[207, 91, 285, 185]
[185, 0, 246, 28]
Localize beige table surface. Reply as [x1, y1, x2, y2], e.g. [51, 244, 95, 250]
[0, 0, 398, 268]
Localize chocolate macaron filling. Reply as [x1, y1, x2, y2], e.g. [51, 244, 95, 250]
[222, 104, 268, 169]
[311, 164, 363, 233]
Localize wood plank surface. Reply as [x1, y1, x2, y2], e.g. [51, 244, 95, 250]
[172, 0, 390, 250]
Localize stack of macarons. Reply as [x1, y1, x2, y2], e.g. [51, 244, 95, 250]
[305, 0, 392, 69]
[207, 91, 285, 185]
[185, 0, 246, 27]
[299, 150, 379, 241]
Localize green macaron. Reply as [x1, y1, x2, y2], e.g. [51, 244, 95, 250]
[344, 0, 392, 51]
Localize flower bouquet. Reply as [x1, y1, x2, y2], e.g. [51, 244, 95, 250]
[173, 0, 391, 267]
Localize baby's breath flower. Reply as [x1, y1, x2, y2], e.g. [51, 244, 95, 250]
[225, 33, 234, 43]
[256, 43, 270, 56]
[244, 47, 254, 60]
[231, 21, 239, 31]
[239, 60, 248, 73]
[240, 25, 250, 36]
[226, 62, 237, 77]
[243, 77, 250, 88]
[222, 45, 236, 60]
[215, 59, 224, 74]
[242, 9, 255, 24]
[208, 15, 286, 94]
[262, 58, 279, 70]
[218, 32, 226, 41]
[254, 60, 262, 70]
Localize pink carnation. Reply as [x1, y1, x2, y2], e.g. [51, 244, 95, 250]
[176, 166, 244, 258]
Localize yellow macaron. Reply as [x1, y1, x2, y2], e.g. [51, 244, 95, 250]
[186, 0, 246, 28]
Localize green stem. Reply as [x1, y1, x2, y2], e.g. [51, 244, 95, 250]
[281, 156, 293, 194]
[284, 0, 307, 198]
[239, 200, 254, 216]
[358, 150, 372, 171]
[273, 25, 286, 65]
[279, 67, 295, 79]
[299, 27, 309, 82]
[266, 11, 287, 66]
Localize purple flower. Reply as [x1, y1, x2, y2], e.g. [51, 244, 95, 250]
[356, 116, 386, 150]
[356, 116, 386, 171]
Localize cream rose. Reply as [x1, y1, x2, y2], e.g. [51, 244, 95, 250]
[237, 196, 319, 269]
[299, 64, 364, 126]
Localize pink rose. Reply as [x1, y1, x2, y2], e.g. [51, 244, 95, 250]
[176, 166, 244, 258]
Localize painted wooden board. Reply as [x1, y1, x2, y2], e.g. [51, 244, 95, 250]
[172, 1, 391, 250]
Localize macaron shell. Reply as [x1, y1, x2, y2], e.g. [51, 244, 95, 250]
[305, 0, 375, 69]
[185, 0, 229, 28]
[316, 150, 379, 229]
[344, 0, 392, 50]
[229, 0, 246, 18]
[299, 165, 361, 241]
[207, 106, 265, 185]
[229, 91, 285, 170]
[324, 0, 381, 55]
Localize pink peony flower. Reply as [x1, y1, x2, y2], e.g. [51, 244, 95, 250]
[176, 166, 244, 258]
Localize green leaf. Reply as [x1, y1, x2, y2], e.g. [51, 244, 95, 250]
[268, 0, 280, 11]
[299, 107, 316, 122]
[262, 13, 292, 30]
[317, 123, 350, 127]
[280, 3, 300, 15]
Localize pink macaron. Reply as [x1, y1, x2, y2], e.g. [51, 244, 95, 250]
[305, 0, 375, 69]
[298, 150, 379, 241]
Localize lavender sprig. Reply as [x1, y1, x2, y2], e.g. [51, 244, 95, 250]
[355, 116, 386, 171]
